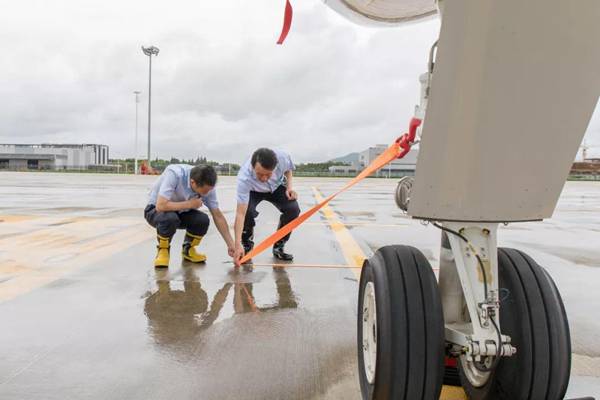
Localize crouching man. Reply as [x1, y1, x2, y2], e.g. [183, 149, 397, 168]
[233, 148, 300, 265]
[144, 164, 235, 268]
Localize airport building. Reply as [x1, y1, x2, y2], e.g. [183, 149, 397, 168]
[0, 144, 110, 170]
[329, 144, 418, 177]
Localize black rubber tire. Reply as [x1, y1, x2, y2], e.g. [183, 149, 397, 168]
[460, 248, 571, 400]
[357, 245, 445, 400]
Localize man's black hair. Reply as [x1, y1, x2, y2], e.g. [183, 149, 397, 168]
[251, 148, 278, 171]
[190, 165, 217, 187]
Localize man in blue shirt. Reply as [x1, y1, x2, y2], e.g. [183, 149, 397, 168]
[145, 164, 235, 268]
[233, 148, 300, 265]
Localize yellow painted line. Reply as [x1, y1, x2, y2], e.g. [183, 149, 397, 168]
[311, 187, 466, 400]
[0, 215, 40, 223]
[311, 187, 365, 279]
[0, 217, 153, 303]
[440, 385, 468, 400]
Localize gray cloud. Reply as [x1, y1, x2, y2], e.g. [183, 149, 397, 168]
[1, 1, 598, 163]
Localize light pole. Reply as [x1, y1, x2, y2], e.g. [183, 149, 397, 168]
[133, 91, 141, 174]
[142, 45, 160, 167]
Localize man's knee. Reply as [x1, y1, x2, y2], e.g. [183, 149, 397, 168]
[155, 212, 180, 237]
[283, 201, 300, 218]
[187, 212, 210, 236]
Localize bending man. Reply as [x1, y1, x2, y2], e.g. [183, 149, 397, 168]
[233, 148, 300, 265]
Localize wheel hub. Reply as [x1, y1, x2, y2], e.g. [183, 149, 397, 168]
[362, 281, 377, 384]
[459, 354, 493, 387]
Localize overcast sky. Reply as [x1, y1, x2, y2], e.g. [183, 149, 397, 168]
[1, 0, 599, 163]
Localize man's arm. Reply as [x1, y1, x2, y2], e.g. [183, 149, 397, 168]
[232, 202, 249, 265]
[209, 208, 235, 256]
[154, 169, 202, 212]
[155, 195, 202, 212]
[284, 170, 298, 200]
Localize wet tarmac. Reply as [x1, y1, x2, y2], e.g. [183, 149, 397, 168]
[1, 172, 599, 399]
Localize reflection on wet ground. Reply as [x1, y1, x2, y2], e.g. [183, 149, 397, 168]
[144, 266, 299, 351]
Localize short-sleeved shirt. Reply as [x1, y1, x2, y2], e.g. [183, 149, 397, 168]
[236, 150, 295, 204]
[148, 164, 219, 211]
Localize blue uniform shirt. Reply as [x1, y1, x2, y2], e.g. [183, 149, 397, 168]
[236, 150, 295, 204]
[148, 164, 219, 211]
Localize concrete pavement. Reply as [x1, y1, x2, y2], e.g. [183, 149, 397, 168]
[0, 172, 598, 399]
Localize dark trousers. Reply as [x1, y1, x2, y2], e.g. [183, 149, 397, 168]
[242, 185, 301, 246]
[144, 204, 210, 238]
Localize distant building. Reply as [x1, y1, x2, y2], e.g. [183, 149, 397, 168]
[328, 165, 360, 174]
[570, 159, 600, 175]
[0, 144, 109, 170]
[213, 163, 240, 175]
[329, 144, 418, 177]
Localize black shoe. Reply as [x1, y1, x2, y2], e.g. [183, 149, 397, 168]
[242, 241, 254, 254]
[273, 241, 293, 261]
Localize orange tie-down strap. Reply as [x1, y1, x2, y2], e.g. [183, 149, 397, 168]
[239, 118, 422, 265]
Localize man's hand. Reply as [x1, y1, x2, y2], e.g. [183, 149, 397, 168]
[233, 243, 245, 267]
[286, 188, 298, 201]
[284, 170, 296, 201]
[187, 197, 203, 209]
[156, 195, 203, 212]
[227, 244, 236, 258]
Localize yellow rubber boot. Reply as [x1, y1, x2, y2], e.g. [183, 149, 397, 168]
[182, 232, 207, 263]
[154, 235, 171, 268]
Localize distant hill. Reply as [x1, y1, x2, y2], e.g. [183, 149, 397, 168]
[329, 152, 359, 165]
